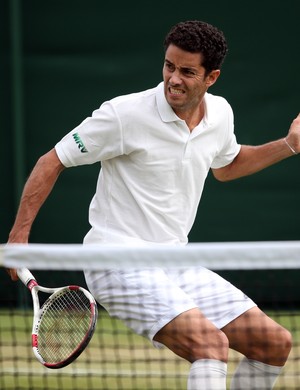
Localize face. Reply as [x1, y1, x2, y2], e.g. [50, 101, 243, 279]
[163, 44, 220, 119]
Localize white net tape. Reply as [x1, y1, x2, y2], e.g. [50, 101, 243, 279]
[1, 241, 300, 270]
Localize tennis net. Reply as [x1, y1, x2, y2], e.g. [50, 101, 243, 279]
[0, 241, 300, 389]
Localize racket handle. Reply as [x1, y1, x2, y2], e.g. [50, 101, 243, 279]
[17, 268, 36, 287]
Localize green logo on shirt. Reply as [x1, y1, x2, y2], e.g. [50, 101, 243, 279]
[72, 133, 88, 153]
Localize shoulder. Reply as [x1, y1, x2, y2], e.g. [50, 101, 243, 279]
[109, 85, 158, 109]
[100, 85, 160, 127]
[205, 92, 232, 111]
[204, 92, 233, 124]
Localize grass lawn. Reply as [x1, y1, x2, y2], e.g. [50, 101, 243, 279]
[0, 308, 299, 389]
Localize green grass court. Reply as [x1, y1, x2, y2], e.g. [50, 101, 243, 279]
[1, 309, 300, 389]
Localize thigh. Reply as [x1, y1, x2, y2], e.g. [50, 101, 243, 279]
[154, 307, 229, 362]
[222, 306, 291, 365]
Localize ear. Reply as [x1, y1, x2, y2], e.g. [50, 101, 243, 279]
[205, 69, 221, 87]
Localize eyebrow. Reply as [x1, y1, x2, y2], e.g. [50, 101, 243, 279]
[164, 59, 199, 72]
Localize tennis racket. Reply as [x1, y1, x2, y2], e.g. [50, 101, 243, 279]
[17, 267, 98, 369]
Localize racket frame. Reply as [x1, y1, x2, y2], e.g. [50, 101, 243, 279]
[17, 268, 98, 369]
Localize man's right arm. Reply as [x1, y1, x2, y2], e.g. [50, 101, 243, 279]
[7, 148, 65, 280]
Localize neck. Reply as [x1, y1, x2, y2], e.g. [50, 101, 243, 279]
[177, 101, 205, 132]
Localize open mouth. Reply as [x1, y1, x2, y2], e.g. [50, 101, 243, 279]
[169, 87, 185, 95]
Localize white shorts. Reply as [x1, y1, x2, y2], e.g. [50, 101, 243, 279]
[84, 267, 256, 347]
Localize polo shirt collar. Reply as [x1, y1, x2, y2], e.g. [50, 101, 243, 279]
[156, 82, 180, 123]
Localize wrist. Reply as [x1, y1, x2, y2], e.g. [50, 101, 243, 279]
[284, 138, 298, 155]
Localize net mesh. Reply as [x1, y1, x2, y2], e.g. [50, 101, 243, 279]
[1, 242, 300, 389]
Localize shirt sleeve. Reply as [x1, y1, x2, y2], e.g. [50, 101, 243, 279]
[55, 101, 123, 167]
[210, 101, 241, 169]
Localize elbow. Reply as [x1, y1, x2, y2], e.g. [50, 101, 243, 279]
[212, 168, 234, 182]
[38, 149, 66, 174]
[215, 176, 231, 183]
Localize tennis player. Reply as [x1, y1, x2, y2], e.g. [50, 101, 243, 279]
[7, 20, 300, 389]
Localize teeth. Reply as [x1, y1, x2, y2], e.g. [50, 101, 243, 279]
[170, 88, 184, 95]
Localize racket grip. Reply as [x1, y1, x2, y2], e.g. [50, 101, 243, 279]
[17, 268, 36, 286]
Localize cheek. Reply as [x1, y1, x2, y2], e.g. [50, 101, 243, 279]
[162, 68, 169, 81]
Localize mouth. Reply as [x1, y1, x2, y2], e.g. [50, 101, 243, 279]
[169, 87, 185, 96]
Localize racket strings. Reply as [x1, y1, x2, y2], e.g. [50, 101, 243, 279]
[37, 289, 93, 363]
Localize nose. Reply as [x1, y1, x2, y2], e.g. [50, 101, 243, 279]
[169, 70, 182, 85]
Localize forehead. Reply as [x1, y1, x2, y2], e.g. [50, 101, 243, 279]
[164, 44, 203, 68]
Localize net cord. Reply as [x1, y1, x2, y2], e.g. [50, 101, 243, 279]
[1, 241, 300, 270]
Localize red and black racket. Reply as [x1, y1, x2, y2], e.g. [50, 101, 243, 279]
[17, 267, 98, 369]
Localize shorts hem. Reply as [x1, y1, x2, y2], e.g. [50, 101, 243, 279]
[149, 304, 198, 348]
[215, 301, 257, 329]
[149, 300, 257, 348]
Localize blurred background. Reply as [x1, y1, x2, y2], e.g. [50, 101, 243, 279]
[2, 0, 300, 246]
[1, 0, 300, 307]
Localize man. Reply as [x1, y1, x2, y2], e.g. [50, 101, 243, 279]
[7, 20, 299, 389]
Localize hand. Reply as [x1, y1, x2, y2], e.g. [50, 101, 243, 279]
[6, 237, 28, 282]
[285, 113, 300, 154]
[6, 268, 19, 281]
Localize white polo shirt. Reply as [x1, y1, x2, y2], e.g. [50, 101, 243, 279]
[55, 82, 240, 245]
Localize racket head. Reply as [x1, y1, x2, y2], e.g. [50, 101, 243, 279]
[32, 285, 98, 369]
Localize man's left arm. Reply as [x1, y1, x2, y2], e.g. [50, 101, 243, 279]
[212, 113, 300, 182]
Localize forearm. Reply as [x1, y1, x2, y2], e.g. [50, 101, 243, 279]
[8, 149, 65, 243]
[213, 138, 295, 182]
[213, 114, 300, 182]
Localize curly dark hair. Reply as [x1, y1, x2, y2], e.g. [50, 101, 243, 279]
[164, 20, 228, 74]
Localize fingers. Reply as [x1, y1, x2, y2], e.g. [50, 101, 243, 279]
[285, 114, 300, 154]
[6, 268, 19, 281]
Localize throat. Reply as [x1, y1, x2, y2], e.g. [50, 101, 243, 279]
[182, 103, 205, 132]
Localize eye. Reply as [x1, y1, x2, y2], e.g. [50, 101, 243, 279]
[182, 68, 196, 76]
[165, 62, 175, 71]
